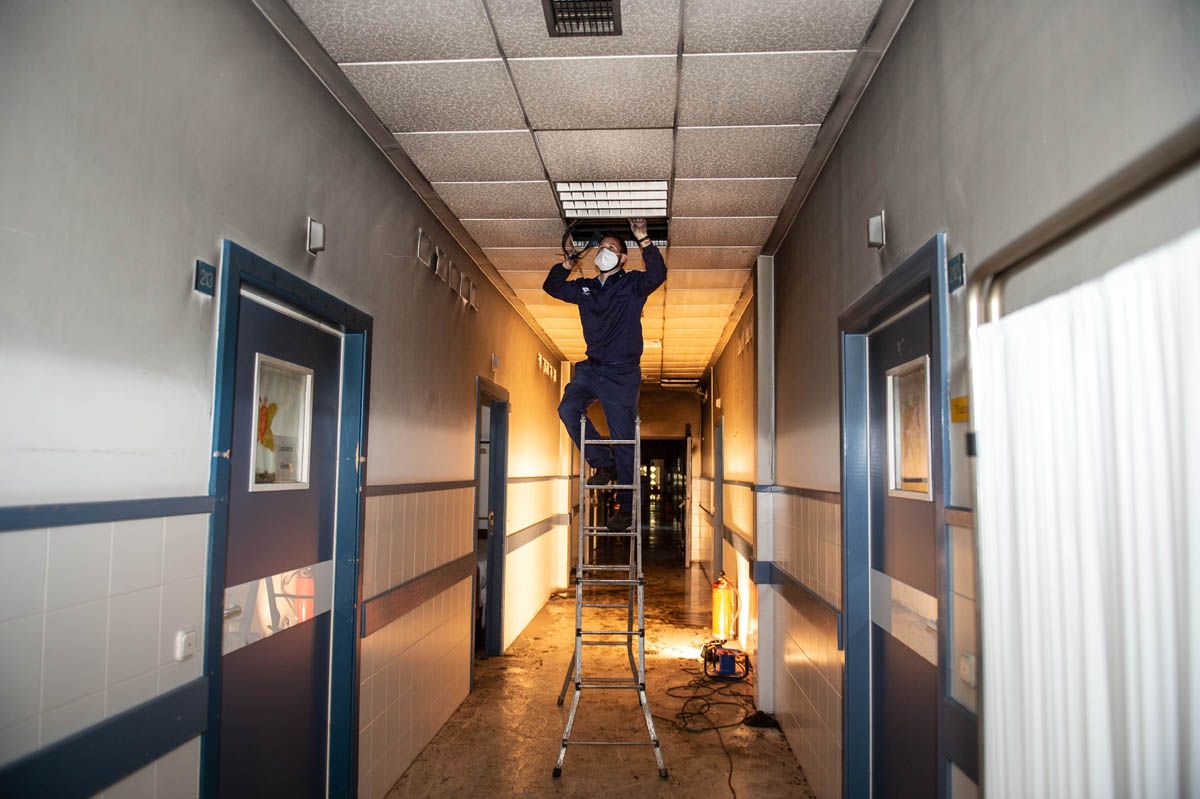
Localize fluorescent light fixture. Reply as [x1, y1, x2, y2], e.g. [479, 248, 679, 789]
[556, 181, 668, 219]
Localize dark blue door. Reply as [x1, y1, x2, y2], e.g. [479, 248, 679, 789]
[867, 299, 939, 798]
[219, 291, 341, 798]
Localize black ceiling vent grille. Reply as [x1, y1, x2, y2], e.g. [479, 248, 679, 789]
[542, 0, 622, 37]
[569, 218, 669, 249]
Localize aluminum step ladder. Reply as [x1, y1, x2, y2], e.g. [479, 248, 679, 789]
[554, 416, 667, 779]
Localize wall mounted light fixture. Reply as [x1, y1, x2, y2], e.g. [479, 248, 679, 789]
[306, 217, 326, 255]
[868, 210, 886, 249]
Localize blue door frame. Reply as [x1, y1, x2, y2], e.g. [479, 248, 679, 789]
[204, 241, 372, 798]
[476, 377, 510, 657]
[839, 234, 977, 797]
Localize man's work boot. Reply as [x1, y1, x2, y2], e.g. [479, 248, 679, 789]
[607, 507, 632, 532]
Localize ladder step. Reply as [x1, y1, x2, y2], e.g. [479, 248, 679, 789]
[583, 528, 637, 535]
[579, 629, 636, 636]
[582, 439, 637, 445]
[579, 578, 640, 586]
[577, 683, 641, 690]
[564, 741, 657, 746]
[579, 565, 631, 572]
[582, 641, 630, 647]
[584, 484, 638, 490]
[582, 602, 628, 608]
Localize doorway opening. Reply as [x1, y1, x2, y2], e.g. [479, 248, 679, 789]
[474, 377, 510, 660]
[639, 438, 687, 562]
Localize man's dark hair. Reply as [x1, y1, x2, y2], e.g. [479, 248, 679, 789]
[599, 232, 628, 255]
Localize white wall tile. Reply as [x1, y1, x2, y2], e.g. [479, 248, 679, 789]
[107, 586, 162, 686]
[0, 614, 43, 728]
[156, 657, 198, 694]
[362, 498, 379, 599]
[376, 497, 393, 594]
[162, 515, 208, 584]
[110, 518, 164, 596]
[106, 671, 158, 718]
[41, 689, 104, 745]
[46, 523, 112, 611]
[0, 715, 39, 766]
[42, 598, 107, 709]
[158, 577, 203, 669]
[0, 529, 47, 623]
[156, 736, 200, 799]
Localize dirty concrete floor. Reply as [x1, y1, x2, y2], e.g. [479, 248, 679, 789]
[387, 513, 815, 798]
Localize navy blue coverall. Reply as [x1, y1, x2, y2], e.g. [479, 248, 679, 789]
[543, 245, 667, 510]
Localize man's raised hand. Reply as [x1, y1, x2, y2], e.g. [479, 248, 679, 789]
[629, 217, 649, 242]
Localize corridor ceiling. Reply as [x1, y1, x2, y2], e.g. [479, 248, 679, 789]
[284, 0, 883, 382]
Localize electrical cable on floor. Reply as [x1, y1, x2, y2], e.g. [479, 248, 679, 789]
[654, 647, 771, 799]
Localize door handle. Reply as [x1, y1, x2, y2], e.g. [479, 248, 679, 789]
[223, 604, 242, 620]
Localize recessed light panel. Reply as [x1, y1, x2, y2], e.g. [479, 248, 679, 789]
[556, 181, 668, 218]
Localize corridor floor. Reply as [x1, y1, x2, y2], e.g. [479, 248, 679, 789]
[386, 515, 814, 798]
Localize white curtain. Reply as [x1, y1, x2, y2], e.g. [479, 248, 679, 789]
[971, 227, 1200, 798]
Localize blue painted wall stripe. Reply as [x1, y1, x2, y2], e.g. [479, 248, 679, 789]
[721, 525, 755, 564]
[506, 513, 569, 552]
[0, 676, 208, 798]
[754, 560, 844, 647]
[361, 553, 475, 637]
[0, 495, 215, 533]
[362, 480, 475, 496]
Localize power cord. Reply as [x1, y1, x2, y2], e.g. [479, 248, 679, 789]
[654, 656, 761, 799]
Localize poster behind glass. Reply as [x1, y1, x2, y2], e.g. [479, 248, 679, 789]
[888, 357, 931, 498]
[251, 354, 313, 491]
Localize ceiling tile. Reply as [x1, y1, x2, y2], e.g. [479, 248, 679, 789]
[666, 246, 760, 269]
[397, 131, 545, 181]
[666, 270, 750, 289]
[486, 0, 681, 58]
[672, 178, 795, 216]
[342, 61, 525, 131]
[667, 288, 744, 305]
[498, 269, 554, 289]
[288, 0, 498, 61]
[663, 314, 723, 323]
[524, 303, 579, 318]
[683, 0, 881, 53]
[462, 218, 564, 248]
[510, 57, 677, 130]
[666, 304, 737, 317]
[536, 129, 674, 181]
[677, 52, 856, 126]
[670, 217, 775, 246]
[433, 181, 558, 218]
[488, 248, 564, 271]
[675, 126, 817, 178]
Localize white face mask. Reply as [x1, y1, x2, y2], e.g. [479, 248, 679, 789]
[595, 248, 621, 272]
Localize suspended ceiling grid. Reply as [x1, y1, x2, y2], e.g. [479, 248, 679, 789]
[286, 0, 883, 382]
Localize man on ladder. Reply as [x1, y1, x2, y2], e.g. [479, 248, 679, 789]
[544, 217, 669, 779]
[543, 217, 666, 531]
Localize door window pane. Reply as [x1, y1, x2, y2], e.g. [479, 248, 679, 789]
[251, 354, 313, 491]
[887, 356, 931, 498]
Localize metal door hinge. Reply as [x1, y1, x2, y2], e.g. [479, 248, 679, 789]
[213, 450, 230, 459]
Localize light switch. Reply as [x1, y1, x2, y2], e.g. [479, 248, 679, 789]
[174, 628, 197, 662]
